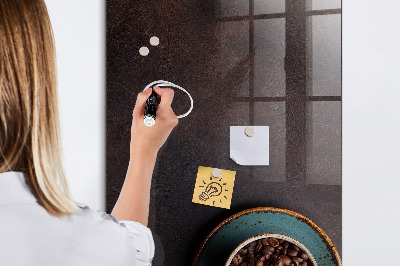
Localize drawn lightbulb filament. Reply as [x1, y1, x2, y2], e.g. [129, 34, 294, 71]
[199, 182, 222, 201]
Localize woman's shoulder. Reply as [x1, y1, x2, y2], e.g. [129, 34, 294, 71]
[71, 203, 135, 240]
[73, 203, 155, 265]
[74, 203, 120, 224]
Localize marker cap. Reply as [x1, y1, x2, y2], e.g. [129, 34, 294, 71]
[144, 116, 156, 127]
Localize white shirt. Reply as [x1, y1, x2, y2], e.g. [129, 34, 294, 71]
[0, 171, 155, 266]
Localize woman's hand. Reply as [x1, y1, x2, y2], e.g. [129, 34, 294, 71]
[112, 87, 177, 225]
[130, 86, 179, 156]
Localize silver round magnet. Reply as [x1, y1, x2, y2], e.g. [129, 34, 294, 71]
[211, 168, 222, 178]
[244, 126, 255, 137]
[150, 36, 160, 46]
[139, 46, 149, 56]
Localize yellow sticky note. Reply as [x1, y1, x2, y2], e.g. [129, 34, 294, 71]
[192, 166, 236, 209]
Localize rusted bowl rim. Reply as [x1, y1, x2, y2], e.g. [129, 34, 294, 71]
[225, 233, 318, 266]
[192, 207, 342, 266]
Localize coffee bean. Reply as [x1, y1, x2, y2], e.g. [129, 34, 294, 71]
[263, 249, 273, 256]
[268, 238, 280, 247]
[256, 256, 266, 266]
[256, 244, 263, 253]
[239, 248, 248, 256]
[265, 246, 275, 252]
[232, 238, 314, 266]
[287, 249, 298, 257]
[298, 251, 308, 260]
[292, 245, 300, 251]
[280, 255, 292, 265]
[293, 257, 303, 263]
[232, 254, 242, 265]
[274, 258, 284, 266]
[247, 252, 255, 260]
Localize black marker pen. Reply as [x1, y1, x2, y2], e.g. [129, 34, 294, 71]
[143, 88, 158, 127]
[141, 80, 193, 124]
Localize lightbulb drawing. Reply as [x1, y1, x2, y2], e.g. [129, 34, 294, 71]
[192, 166, 236, 209]
[199, 182, 222, 201]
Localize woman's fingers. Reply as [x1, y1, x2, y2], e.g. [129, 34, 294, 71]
[153, 86, 174, 107]
[132, 88, 152, 118]
[132, 86, 178, 127]
[153, 86, 178, 125]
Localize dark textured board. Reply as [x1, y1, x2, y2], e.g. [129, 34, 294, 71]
[106, 1, 342, 265]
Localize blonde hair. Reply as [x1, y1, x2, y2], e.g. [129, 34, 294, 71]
[0, 0, 77, 216]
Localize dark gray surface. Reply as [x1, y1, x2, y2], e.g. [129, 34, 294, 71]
[106, 1, 341, 265]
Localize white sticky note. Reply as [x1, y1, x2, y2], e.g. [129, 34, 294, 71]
[230, 126, 269, 166]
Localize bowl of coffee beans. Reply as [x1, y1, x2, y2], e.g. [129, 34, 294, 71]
[226, 233, 317, 266]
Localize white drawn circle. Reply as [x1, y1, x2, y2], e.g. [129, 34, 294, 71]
[142, 80, 193, 119]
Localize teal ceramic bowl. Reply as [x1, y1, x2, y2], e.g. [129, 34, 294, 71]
[193, 207, 341, 266]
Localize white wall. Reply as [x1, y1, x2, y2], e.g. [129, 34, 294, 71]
[45, 1, 105, 210]
[343, 0, 400, 264]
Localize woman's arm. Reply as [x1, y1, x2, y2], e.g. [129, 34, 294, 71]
[111, 86, 178, 226]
